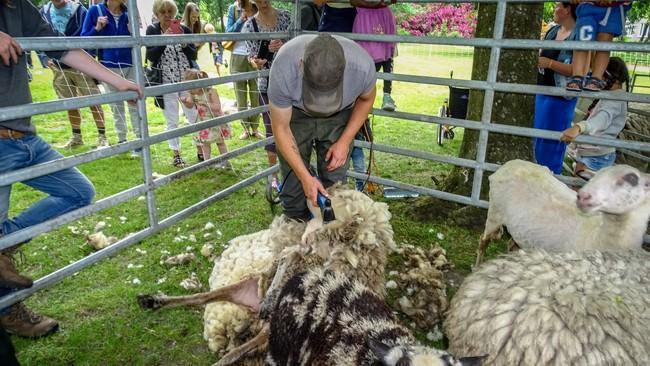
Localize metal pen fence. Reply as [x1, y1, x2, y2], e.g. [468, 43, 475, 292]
[1, 0, 648, 309]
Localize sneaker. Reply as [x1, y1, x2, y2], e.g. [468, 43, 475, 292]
[173, 155, 186, 168]
[96, 135, 109, 149]
[252, 131, 265, 139]
[214, 160, 232, 170]
[59, 133, 84, 149]
[381, 93, 396, 112]
[130, 149, 142, 159]
[0, 303, 59, 338]
[0, 253, 33, 289]
[239, 130, 251, 140]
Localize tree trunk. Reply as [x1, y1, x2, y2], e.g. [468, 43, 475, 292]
[442, 2, 543, 198]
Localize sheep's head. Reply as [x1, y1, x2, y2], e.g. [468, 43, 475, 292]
[368, 338, 485, 366]
[577, 165, 650, 214]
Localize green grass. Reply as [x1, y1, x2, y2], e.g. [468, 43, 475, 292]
[11, 45, 500, 365]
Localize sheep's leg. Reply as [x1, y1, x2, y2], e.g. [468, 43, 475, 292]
[213, 323, 270, 366]
[475, 212, 503, 268]
[137, 277, 261, 312]
[507, 239, 520, 252]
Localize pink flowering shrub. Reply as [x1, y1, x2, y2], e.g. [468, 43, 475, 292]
[398, 3, 477, 38]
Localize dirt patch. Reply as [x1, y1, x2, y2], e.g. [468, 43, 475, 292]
[406, 196, 487, 232]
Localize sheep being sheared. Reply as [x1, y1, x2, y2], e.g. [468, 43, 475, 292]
[138, 186, 395, 365]
[476, 160, 650, 265]
[446, 249, 650, 366]
[264, 268, 484, 366]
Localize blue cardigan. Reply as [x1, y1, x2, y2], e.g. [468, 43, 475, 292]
[81, 3, 133, 68]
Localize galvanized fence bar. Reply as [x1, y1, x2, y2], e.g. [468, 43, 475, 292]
[0, 107, 266, 186]
[0, 139, 274, 250]
[128, 0, 159, 229]
[0, 71, 268, 122]
[0, 166, 277, 309]
[472, 0, 506, 203]
[372, 109, 650, 152]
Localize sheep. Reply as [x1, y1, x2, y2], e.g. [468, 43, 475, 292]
[263, 268, 484, 366]
[476, 160, 650, 265]
[445, 249, 650, 366]
[137, 186, 396, 365]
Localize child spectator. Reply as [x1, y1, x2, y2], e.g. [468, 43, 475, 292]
[204, 23, 227, 76]
[561, 57, 629, 179]
[180, 69, 232, 169]
[566, 0, 631, 92]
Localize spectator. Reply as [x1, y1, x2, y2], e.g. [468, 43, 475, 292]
[0, 0, 142, 338]
[146, 0, 198, 168]
[352, 0, 397, 112]
[226, 0, 263, 140]
[180, 69, 232, 169]
[268, 34, 376, 221]
[181, 2, 204, 70]
[317, 0, 356, 33]
[242, 0, 291, 190]
[81, 0, 141, 154]
[204, 23, 227, 76]
[40, 0, 110, 149]
[300, 2, 321, 31]
[566, 1, 631, 92]
[561, 57, 629, 178]
[533, 1, 577, 174]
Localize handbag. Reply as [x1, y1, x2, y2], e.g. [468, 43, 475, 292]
[145, 64, 165, 109]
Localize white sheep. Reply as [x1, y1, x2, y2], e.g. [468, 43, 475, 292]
[445, 249, 650, 365]
[476, 160, 650, 265]
[138, 186, 396, 365]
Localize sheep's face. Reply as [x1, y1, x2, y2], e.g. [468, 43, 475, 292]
[368, 339, 485, 366]
[577, 165, 649, 214]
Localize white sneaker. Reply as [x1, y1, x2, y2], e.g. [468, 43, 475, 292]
[59, 133, 84, 149]
[130, 149, 142, 159]
[96, 135, 109, 149]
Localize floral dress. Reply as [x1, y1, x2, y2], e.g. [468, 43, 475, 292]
[190, 89, 233, 145]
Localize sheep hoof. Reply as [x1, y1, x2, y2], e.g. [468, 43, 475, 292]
[137, 294, 162, 310]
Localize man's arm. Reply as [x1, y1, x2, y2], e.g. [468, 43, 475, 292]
[270, 102, 328, 206]
[61, 50, 143, 99]
[325, 86, 376, 171]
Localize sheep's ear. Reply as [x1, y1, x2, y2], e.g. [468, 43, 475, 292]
[367, 337, 391, 361]
[458, 355, 488, 366]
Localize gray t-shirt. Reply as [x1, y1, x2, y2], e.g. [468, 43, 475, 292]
[1, 0, 67, 133]
[575, 90, 628, 157]
[267, 34, 376, 112]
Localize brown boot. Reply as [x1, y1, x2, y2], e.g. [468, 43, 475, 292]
[0, 302, 59, 338]
[0, 253, 32, 289]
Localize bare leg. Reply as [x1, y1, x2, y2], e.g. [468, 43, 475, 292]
[201, 143, 212, 161]
[137, 277, 261, 312]
[572, 50, 590, 77]
[215, 64, 221, 77]
[90, 105, 105, 129]
[68, 109, 82, 130]
[217, 142, 228, 155]
[213, 324, 270, 366]
[591, 33, 614, 80]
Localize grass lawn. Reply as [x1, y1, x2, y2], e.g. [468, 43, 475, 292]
[10, 44, 506, 365]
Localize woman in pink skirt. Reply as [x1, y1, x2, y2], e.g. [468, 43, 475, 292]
[353, 2, 397, 111]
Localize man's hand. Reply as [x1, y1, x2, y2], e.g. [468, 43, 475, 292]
[560, 125, 581, 143]
[250, 56, 267, 69]
[325, 141, 349, 172]
[301, 175, 329, 208]
[0, 31, 22, 66]
[95, 16, 109, 32]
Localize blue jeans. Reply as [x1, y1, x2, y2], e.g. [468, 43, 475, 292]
[0, 134, 95, 236]
[350, 147, 365, 191]
[575, 152, 616, 172]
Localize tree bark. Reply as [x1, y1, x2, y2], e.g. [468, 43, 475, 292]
[442, 2, 543, 198]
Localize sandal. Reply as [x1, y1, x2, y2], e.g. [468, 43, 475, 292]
[173, 155, 186, 168]
[582, 76, 607, 92]
[565, 76, 583, 92]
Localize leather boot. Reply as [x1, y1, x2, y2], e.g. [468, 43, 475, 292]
[0, 252, 32, 289]
[0, 302, 59, 338]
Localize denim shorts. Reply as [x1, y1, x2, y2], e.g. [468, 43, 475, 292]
[575, 152, 616, 171]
